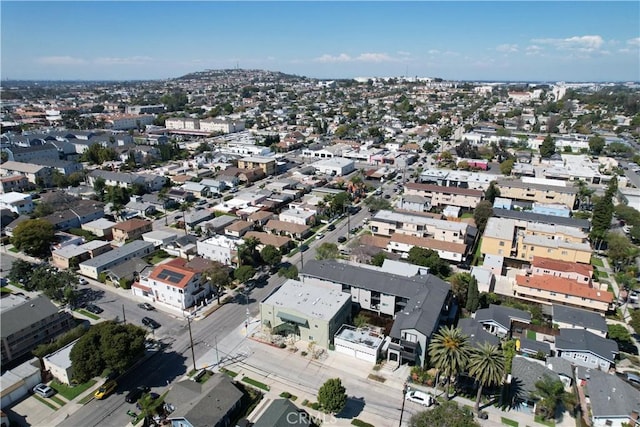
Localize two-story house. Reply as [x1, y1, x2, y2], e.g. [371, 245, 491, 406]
[112, 218, 153, 243]
[145, 258, 213, 310]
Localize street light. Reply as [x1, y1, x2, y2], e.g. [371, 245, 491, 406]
[185, 314, 197, 373]
[399, 382, 408, 427]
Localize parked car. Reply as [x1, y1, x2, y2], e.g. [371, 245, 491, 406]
[125, 386, 150, 403]
[136, 392, 160, 410]
[138, 303, 155, 311]
[94, 380, 117, 400]
[405, 390, 434, 407]
[33, 383, 55, 398]
[78, 278, 88, 285]
[299, 244, 309, 252]
[337, 236, 347, 243]
[327, 224, 335, 231]
[315, 233, 324, 240]
[142, 317, 161, 329]
[85, 304, 103, 314]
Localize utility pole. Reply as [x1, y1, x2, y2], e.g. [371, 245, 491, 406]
[398, 382, 408, 427]
[187, 315, 196, 373]
[300, 248, 304, 270]
[245, 290, 250, 336]
[214, 336, 219, 366]
[122, 304, 126, 324]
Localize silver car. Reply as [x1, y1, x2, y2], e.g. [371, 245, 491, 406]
[33, 383, 55, 398]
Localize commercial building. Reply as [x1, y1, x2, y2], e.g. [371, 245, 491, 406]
[261, 279, 351, 349]
[78, 240, 154, 279]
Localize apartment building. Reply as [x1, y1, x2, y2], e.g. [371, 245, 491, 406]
[199, 118, 245, 134]
[112, 218, 153, 243]
[481, 217, 592, 265]
[0, 175, 30, 193]
[196, 234, 240, 266]
[514, 275, 613, 313]
[237, 156, 276, 176]
[403, 183, 483, 209]
[1, 295, 74, 365]
[496, 178, 577, 209]
[369, 210, 470, 245]
[530, 256, 593, 284]
[386, 233, 468, 263]
[0, 192, 34, 215]
[1, 161, 53, 186]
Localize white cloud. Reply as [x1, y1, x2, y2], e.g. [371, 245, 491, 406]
[313, 53, 352, 63]
[496, 44, 518, 53]
[532, 35, 604, 52]
[356, 53, 394, 62]
[94, 56, 153, 65]
[427, 49, 440, 55]
[37, 56, 87, 65]
[313, 52, 397, 63]
[397, 51, 412, 57]
[627, 37, 640, 47]
[525, 45, 543, 55]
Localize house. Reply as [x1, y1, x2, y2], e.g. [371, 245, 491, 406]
[252, 399, 312, 427]
[457, 317, 501, 348]
[142, 230, 178, 248]
[260, 279, 351, 349]
[264, 220, 310, 240]
[300, 259, 455, 368]
[515, 275, 613, 313]
[81, 218, 117, 239]
[78, 240, 155, 279]
[386, 233, 468, 263]
[0, 174, 30, 193]
[201, 215, 238, 236]
[104, 257, 151, 288]
[0, 294, 74, 365]
[144, 257, 213, 311]
[545, 356, 574, 389]
[278, 208, 315, 226]
[242, 231, 292, 253]
[0, 358, 43, 408]
[551, 305, 608, 337]
[112, 218, 153, 243]
[224, 220, 253, 238]
[165, 375, 244, 427]
[397, 195, 432, 213]
[0, 192, 34, 215]
[473, 304, 531, 338]
[510, 356, 561, 415]
[470, 266, 495, 293]
[164, 235, 198, 259]
[517, 337, 551, 358]
[43, 339, 80, 385]
[43, 203, 106, 232]
[581, 368, 640, 427]
[555, 328, 618, 371]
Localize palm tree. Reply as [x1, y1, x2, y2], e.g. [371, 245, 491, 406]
[533, 375, 577, 421]
[428, 325, 471, 399]
[468, 343, 505, 414]
[238, 236, 260, 267]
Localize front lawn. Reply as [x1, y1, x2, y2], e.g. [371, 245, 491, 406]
[526, 330, 536, 340]
[50, 379, 97, 400]
[75, 309, 100, 320]
[591, 256, 605, 268]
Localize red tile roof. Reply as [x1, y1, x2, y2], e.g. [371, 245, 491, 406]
[531, 256, 593, 277]
[516, 274, 613, 303]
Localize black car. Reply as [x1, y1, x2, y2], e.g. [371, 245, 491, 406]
[85, 304, 103, 314]
[142, 317, 161, 329]
[125, 386, 150, 403]
[337, 236, 347, 243]
[327, 224, 335, 231]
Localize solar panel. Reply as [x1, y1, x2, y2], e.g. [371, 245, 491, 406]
[157, 269, 185, 284]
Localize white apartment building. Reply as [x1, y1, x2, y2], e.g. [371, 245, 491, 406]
[0, 192, 34, 215]
[368, 210, 470, 244]
[279, 208, 316, 226]
[143, 258, 211, 310]
[196, 235, 241, 266]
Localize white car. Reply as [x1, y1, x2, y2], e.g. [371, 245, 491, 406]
[33, 383, 55, 398]
[405, 390, 433, 407]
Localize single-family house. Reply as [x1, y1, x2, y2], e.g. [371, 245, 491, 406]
[555, 328, 618, 371]
[474, 304, 531, 338]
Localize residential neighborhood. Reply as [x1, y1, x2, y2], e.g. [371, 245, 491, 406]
[1, 66, 640, 427]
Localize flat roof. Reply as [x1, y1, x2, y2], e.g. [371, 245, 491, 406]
[335, 325, 383, 349]
[372, 210, 468, 232]
[79, 240, 154, 268]
[262, 279, 350, 321]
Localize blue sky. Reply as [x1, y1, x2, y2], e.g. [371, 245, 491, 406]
[2, 1, 639, 82]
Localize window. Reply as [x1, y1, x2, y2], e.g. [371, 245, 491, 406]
[547, 248, 552, 253]
[562, 251, 568, 255]
[499, 241, 505, 247]
[530, 246, 535, 251]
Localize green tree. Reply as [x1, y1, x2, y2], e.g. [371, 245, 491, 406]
[615, 204, 640, 227]
[607, 324, 632, 346]
[629, 309, 640, 335]
[502, 339, 517, 374]
[363, 195, 392, 212]
[92, 176, 106, 199]
[590, 177, 618, 249]
[407, 247, 451, 278]
[11, 218, 55, 258]
[238, 236, 261, 266]
[539, 134, 556, 158]
[485, 181, 501, 204]
[607, 233, 637, 271]
[438, 125, 453, 140]
[260, 245, 282, 269]
[499, 159, 515, 176]
[533, 375, 577, 421]
[70, 321, 146, 382]
[370, 251, 387, 267]
[473, 201, 493, 233]
[428, 326, 470, 399]
[409, 401, 480, 427]
[277, 265, 299, 280]
[468, 343, 505, 414]
[466, 276, 480, 312]
[450, 272, 472, 308]
[8, 259, 35, 287]
[234, 265, 256, 283]
[317, 378, 347, 414]
[588, 135, 606, 155]
[203, 261, 231, 305]
[316, 242, 339, 260]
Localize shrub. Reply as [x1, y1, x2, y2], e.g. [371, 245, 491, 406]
[310, 402, 321, 410]
[279, 392, 292, 399]
[351, 420, 375, 427]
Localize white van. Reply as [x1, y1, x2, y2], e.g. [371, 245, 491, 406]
[405, 390, 434, 407]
